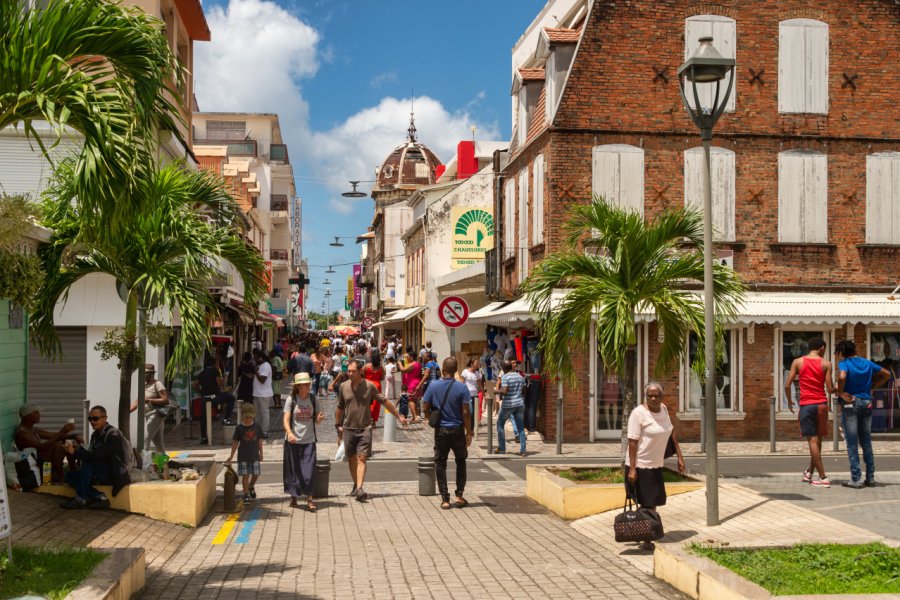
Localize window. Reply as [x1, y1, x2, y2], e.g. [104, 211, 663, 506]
[684, 16, 736, 112]
[866, 152, 900, 244]
[591, 144, 644, 217]
[684, 147, 736, 241]
[517, 87, 528, 147]
[780, 330, 828, 411]
[684, 331, 735, 411]
[504, 179, 515, 260]
[778, 150, 828, 243]
[206, 120, 247, 140]
[533, 155, 545, 244]
[778, 19, 829, 114]
[545, 44, 576, 122]
[518, 167, 529, 284]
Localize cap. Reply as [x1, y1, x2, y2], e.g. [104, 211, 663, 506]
[18, 404, 40, 419]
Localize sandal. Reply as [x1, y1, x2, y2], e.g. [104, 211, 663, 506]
[440, 501, 452, 510]
[454, 497, 468, 508]
[306, 499, 316, 512]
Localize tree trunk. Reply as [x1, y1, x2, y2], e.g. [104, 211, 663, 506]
[619, 345, 638, 463]
[117, 291, 138, 439]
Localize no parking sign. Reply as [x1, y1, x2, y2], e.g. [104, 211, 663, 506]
[438, 296, 469, 328]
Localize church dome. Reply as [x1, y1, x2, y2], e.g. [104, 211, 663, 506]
[374, 115, 442, 190]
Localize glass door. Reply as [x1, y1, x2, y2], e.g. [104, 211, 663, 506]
[594, 347, 637, 439]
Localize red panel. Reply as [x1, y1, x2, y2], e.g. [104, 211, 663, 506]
[457, 141, 477, 180]
[435, 164, 446, 180]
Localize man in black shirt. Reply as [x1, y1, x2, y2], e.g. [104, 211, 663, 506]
[193, 356, 236, 443]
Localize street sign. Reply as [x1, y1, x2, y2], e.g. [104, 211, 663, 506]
[362, 317, 374, 329]
[438, 296, 469, 329]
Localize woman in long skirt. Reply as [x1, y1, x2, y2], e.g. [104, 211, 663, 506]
[283, 372, 324, 511]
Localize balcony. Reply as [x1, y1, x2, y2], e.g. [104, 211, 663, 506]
[358, 261, 375, 287]
[270, 194, 288, 212]
[270, 144, 289, 163]
[270, 248, 289, 262]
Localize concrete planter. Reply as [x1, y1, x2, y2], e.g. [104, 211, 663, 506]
[37, 462, 218, 527]
[65, 547, 145, 600]
[525, 464, 703, 520]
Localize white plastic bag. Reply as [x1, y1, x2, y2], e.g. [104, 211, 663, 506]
[5, 448, 39, 489]
[333, 442, 345, 462]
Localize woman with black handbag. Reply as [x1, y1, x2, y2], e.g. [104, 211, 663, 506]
[624, 381, 685, 550]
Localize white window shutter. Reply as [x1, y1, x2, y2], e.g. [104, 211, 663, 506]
[533, 155, 545, 244]
[779, 20, 828, 114]
[778, 150, 828, 242]
[803, 153, 828, 242]
[517, 87, 528, 147]
[504, 179, 516, 259]
[778, 152, 804, 242]
[685, 16, 736, 112]
[592, 144, 644, 218]
[544, 53, 555, 124]
[518, 168, 529, 283]
[684, 147, 736, 241]
[805, 22, 829, 114]
[866, 153, 900, 244]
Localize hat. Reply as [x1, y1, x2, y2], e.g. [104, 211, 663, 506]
[18, 404, 40, 419]
[293, 373, 312, 385]
[145, 364, 156, 372]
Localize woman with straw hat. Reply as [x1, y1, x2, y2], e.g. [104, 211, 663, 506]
[283, 372, 325, 510]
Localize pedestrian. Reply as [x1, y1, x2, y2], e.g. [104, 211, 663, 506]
[130, 364, 175, 452]
[319, 346, 334, 398]
[461, 358, 482, 431]
[236, 352, 256, 420]
[784, 337, 836, 488]
[423, 351, 440, 392]
[384, 356, 397, 403]
[270, 350, 285, 409]
[399, 349, 423, 423]
[495, 360, 526, 456]
[364, 349, 385, 423]
[283, 373, 325, 510]
[423, 357, 473, 510]
[625, 382, 685, 550]
[335, 358, 407, 501]
[252, 349, 274, 439]
[835, 340, 891, 488]
[226, 403, 264, 503]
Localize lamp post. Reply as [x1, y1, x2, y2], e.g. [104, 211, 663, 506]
[677, 36, 735, 527]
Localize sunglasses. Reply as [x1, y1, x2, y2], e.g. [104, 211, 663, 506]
[88, 416, 106, 422]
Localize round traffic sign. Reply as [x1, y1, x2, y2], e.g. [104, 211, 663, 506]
[438, 296, 469, 328]
[362, 317, 374, 328]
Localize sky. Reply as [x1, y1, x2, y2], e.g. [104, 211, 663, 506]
[193, 0, 546, 312]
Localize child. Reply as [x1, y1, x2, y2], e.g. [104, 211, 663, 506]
[226, 402, 264, 503]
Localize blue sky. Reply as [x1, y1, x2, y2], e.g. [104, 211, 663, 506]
[193, 0, 545, 312]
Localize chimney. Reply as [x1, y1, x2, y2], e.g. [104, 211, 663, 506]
[457, 140, 476, 180]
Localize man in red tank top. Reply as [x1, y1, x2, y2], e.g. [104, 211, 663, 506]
[784, 337, 836, 487]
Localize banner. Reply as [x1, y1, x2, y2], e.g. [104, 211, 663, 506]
[451, 206, 494, 270]
[352, 264, 361, 311]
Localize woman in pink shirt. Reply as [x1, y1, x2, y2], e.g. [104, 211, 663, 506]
[399, 349, 423, 423]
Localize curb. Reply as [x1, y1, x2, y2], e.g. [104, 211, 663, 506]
[65, 547, 145, 600]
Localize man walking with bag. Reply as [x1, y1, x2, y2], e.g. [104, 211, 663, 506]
[423, 357, 473, 510]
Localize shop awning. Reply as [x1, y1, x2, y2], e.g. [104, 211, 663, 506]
[382, 305, 426, 323]
[734, 292, 900, 326]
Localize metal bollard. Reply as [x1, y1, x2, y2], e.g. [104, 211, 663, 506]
[770, 395, 777, 453]
[417, 456, 436, 496]
[487, 394, 494, 455]
[314, 458, 331, 499]
[833, 395, 840, 452]
[383, 410, 397, 443]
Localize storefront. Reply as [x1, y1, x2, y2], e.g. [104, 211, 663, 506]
[868, 328, 900, 433]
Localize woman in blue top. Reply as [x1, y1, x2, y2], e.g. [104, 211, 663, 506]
[835, 340, 891, 488]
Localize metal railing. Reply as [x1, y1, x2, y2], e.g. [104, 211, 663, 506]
[270, 194, 288, 212]
[225, 141, 257, 157]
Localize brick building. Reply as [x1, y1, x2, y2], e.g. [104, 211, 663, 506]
[481, 0, 900, 442]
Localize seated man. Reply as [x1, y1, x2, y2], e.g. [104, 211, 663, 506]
[61, 405, 131, 510]
[193, 356, 236, 444]
[14, 404, 80, 483]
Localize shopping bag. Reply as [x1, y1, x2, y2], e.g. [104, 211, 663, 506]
[333, 441, 346, 462]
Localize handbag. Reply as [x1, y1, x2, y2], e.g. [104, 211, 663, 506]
[613, 490, 664, 543]
[664, 434, 677, 459]
[428, 381, 454, 428]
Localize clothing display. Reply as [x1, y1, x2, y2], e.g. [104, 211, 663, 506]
[870, 333, 900, 432]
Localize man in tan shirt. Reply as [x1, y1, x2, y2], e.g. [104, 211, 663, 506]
[336, 359, 407, 501]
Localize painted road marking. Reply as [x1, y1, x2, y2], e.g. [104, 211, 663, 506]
[211, 511, 240, 545]
[235, 507, 261, 544]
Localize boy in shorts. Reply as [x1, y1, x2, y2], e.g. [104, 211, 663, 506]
[226, 403, 265, 502]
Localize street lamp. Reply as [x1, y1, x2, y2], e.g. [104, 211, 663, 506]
[329, 237, 344, 247]
[342, 181, 368, 198]
[677, 36, 735, 527]
[325, 265, 335, 274]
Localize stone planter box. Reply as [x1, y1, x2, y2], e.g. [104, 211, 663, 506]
[66, 547, 145, 600]
[525, 464, 703, 520]
[37, 461, 218, 527]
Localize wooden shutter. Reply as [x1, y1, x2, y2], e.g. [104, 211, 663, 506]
[504, 179, 515, 259]
[518, 168, 529, 283]
[533, 155, 545, 244]
[779, 20, 828, 114]
[866, 152, 900, 244]
[544, 52, 556, 123]
[684, 147, 736, 241]
[778, 150, 828, 242]
[592, 145, 644, 217]
[685, 16, 737, 112]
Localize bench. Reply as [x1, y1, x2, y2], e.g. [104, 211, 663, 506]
[35, 461, 218, 527]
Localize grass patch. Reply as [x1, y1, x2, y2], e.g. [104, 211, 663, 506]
[691, 542, 900, 595]
[0, 545, 105, 600]
[552, 467, 689, 484]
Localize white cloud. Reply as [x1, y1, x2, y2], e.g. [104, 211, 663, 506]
[370, 70, 398, 88]
[328, 198, 354, 215]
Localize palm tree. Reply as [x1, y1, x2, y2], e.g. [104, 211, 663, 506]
[522, 196, 745, 446]
[0, 0, 182, 216]
[30, 160, 267, 438]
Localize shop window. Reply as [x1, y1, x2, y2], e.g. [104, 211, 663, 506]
[781, 330, 828, 411]
[685, 15, 737, 112]
[684, 331, 734, 411]
[865, 152, 900, 244]
[778, 19, 829, 114]
[778, 150, 828, 243]
[869, 331, 900, 433]
[533, 155, 545, 245]
[517, 167, 529, 284]
[591, 144, 644, 217]
[684, 146, 736, 241]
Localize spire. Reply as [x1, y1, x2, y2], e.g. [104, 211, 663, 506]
[407, 93, 417, 142]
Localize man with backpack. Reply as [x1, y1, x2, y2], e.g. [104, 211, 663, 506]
[60, 405, 131, 509]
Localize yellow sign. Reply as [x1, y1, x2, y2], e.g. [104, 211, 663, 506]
[451, 206, 494, 270]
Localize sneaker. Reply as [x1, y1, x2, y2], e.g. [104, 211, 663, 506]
[60, 497, 86, 509]
[222, 419, 235, 426]
[249, 487, 257, 499]
[865, 479, 877, 487]
[347, 487, 357, 497]
[802, 469, 813, 483]
[243, 493, 252, 503]
[86, 494, 111, 509]
[811, 477, 831, 488]
[355, 488, 368, 502]
[842, 480, 864, 489]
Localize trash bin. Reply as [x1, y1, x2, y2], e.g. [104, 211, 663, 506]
[314, 458, 331, 499]
[417, 456, 436, 496]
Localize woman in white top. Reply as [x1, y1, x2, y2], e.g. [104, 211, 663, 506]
[461, 358, 482, 431]
[625, 382, 685, 548]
